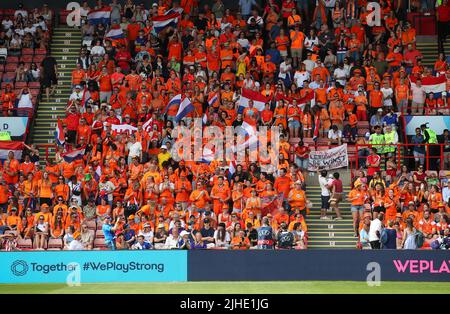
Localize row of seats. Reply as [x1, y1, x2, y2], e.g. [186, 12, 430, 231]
[7, 220, 108, 250]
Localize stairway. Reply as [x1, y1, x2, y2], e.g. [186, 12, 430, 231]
[31, 26, 81, 162]
[305, 185, 357, 249]
[417, 39, 450, 68]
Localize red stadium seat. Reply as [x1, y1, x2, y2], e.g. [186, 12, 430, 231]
[5, 63, 17, 72]
[20, 55, 33, 63]
[28, 81, 41, 88]
[17, 238, 33, 249]
[95, 229, 104, 238]
[15, 81, 27, 89]
[48, 238, 63, 249]
[33, 55, 45, 64]
[2, 72, 15, 82]
[59, 10, 70, 25]
[3, 9, 15, 16]
[30, 89, 40, 97]
[6, 56, 18, 64]
[0, 64, 4, 73]
[35, 48, 47, 55]
[22, 48, 34, 55]
[94, 238, 107, 249]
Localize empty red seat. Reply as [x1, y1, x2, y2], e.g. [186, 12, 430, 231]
[35, 48, 47, 55]
[30, 89, 40, 97]
[17, 238, 33, 249]
[0, 64, 4, 73]
[6, 56, 18, 63]
[15, 82, 27, 89]
[95, 229, 104, 238]
[22, 48, 34, 55]
[20, 55, 33, 63]
[28, 81, 40, 88]
[48, 238, 63, 249]
[5, 63, 17, 72]
[3, 9, 15, 16]
[33, 55, 45, 63]
[60, 10, 71, 25]
[94, 238, 107, 249]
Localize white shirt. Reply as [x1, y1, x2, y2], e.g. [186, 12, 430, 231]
[443, 186, 450, 203]
[333, 68, 347, 86]
[128, 141, 142, 159]
[303, 59, 316, 73]
[68, 239, 84, 250]
[319, 176, 330, 196]
[17, 93, 33, 109]
[164, 234, 181, 249]
[381, 87, 394, 107]
[15, 9, 28, 18]
[294, 71, 310, 88]
[369, 218, 382, 241]
[410, 85, 425, 104]
[328, 129, 342, 140]
[69, 91, 83, 101]
[138, 230, 154, 242]
[304, 36, 319, 51]
[278, 62, 292, 79]
[247, 16, 263, 26]
[91, 45, 105, 56]
[98, 181, 116, 202]
[2, 20, 13, 30]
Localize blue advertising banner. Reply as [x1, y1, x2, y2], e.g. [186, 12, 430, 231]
[0, 251, 187, 283]
[404, 115, 450, 136]
[188, 250, 450, 282]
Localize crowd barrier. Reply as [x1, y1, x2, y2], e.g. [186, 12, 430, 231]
[0, 250, 449, 284]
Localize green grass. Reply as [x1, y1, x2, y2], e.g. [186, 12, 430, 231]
[0, 281, 449, 294]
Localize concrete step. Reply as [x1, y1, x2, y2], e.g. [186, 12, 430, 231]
[307, 245, 355, 249]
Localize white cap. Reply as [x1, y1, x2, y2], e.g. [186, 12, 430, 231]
[160, 145, 168, 150]
[180, 230, 189, 237]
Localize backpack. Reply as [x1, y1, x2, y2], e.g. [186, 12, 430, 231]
[414, 230, 425, 248]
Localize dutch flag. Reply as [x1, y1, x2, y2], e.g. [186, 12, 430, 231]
[201, 146, 215, 164]
[110, 123, 138, 134]
[175, 96, 194, 123]
[410, 75, 447, 98]
[152, 12, 180, 33]
[54, 119, 65, 146]
[165, 7, 184, 15]
[163, 93, 182, 115]
[208, 93, 219, 107]
[62, 147, 86, 163]
[238, 88, 271, 113]
[105, 25, 125, 40]
[94, 165, 102, 182]
[227, 160, 236, 180]
[87, 7, 111, 25]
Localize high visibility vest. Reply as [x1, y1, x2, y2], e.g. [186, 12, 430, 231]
[384, 131, 396, 153]
[427, 129, 438, 144]
[369, 133, 385, 154]
[0, 131, 11, 141]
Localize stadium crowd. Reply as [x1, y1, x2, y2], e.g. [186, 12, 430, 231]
[0, 0, 449, 251]
[0, 4, 53, 117]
